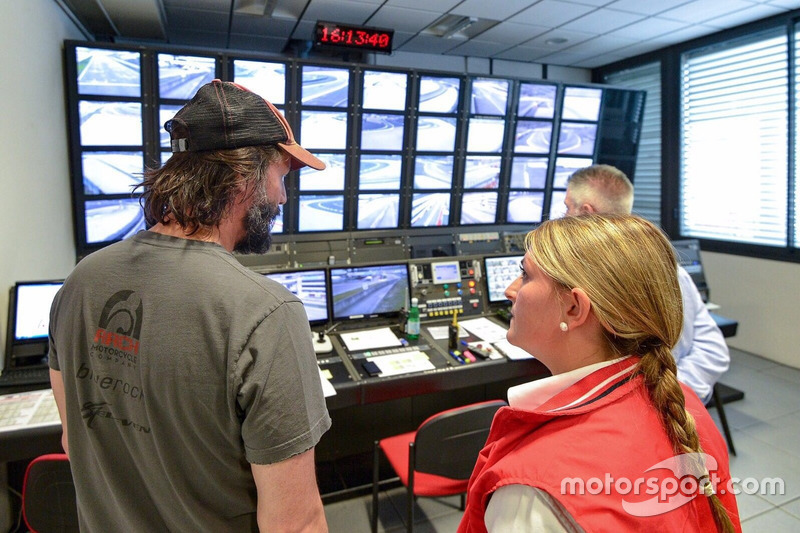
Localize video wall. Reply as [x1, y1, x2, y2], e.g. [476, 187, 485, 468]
[64, 40, 644, 256]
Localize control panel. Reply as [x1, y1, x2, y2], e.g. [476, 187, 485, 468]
[408, 257, 485, 317]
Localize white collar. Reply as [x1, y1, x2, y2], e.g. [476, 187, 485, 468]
[508, 356, 631, 411]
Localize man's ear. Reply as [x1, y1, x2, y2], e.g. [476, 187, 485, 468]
[563, 287, 593, 328]
[579, 203, 596, 214]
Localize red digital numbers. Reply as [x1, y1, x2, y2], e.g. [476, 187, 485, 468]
[316, 22, 393, 53]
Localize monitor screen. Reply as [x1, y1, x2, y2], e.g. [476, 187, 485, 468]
[233, 59, 286, 104]
[419, 76, 460, 113]
[358, 154, 401, 191]
[416, 116, 457, 152]
[158, 54, 216, 100]
[464, 156, 500, 189]
[558, 122, 598, 156]
[263, 269, 328, 324]
[549, 190, 567, 220]
[514, 120, 553, 154]
[301, 110, 348, 149]
[562, 86, 603, 121]
[13, 281, 64, 342]
[554, 156, 594, 188]
[470, 77, 509, 115]
[302, 65, 349, 107]
[507, 191, 544, 224]
[298, 194, 344, 232]
[330, 263, 409, 320]
[460, 191, 498, 225]
[413, 156, 454, 189]
[300, 153, 346, 191]
[518, 82, 556, 119]
[363, 70, 407, 111]
[82, 151, 143, 195]
[79, 101, 142, 146]
[467, 117, 505, 153]
[76, 47, 141, 97]
[484, 255, 523, 303]
[431, 261, 461, 284]
[357, 193, 400, 229]
[85, 198, 146, 244]
[411, 193, 450, 227]
[510, 157, 548, 189]
[361, 113, 405, 151]
[159, 104, 183, 147]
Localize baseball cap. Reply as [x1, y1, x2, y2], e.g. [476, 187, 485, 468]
[165, 79, 325, 171]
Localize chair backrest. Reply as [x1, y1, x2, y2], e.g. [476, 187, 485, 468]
[414, 400, 507, 480]
[22, 453, 79, 533]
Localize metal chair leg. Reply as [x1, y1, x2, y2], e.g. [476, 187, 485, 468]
[712, 384, 736, 456]
[372, 441, 380, 533]
[407, 442, 415, 533]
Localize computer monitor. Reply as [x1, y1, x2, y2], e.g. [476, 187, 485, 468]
[330, 263, 409, 320]
[263, 269, 329, 325]
[672, 239, 710, 302]
[4, 281, 63, 368]
[484, 255, 524, 303]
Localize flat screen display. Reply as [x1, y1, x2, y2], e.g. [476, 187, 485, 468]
[79, 101, 142, 146]
[300, 153, 346, 190]
[460, 191, 497, 225]
[301, 110, 347, 150]
[411, 193, 450, 227]
[359, 154, 402, 190]
[76, 47, 141, 97]
[361, 113, 405, 151]
[357, 194, 400, 229]
[518, 82, 556, 119]
[85, 198, 146, 244]
[467, 117, 505, 152]
[363, 70, 407, 111]
[264, 269, 328, 324]
[558, 122, 598, 156]
[470, 78, 509, 115]
[419, 76, 460, 113]
[514, 120, 553, 154]
[331, 263, 409, 320]
[549, 190, 567, 220]
[233, 59, 286, 104]
[562, 86, 603, 121]
[158, 54, 216, 100]
[507, 191, 544, 224]
[302, 65, 349, 107]
[484, 255, 524, 303]
[159, 104, 184, 147]
[510, 157, 548, 189]
[298, 194, 344, 232]
[413, 156, 454, 189]
[464, 156, 500, 189]
[13, 282, 64, 342]
[416, 116, 457, 152]
[554, 156, 594, 188]
[82, 151, 143, 195]
[431, 261, 461, 284]
[272, 210, 283, 234]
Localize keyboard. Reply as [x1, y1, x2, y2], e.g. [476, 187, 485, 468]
[0, 367, 51, 388]
[352, 344, 431, 359]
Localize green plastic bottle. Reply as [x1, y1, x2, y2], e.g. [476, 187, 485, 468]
[406, 297, 420, 339]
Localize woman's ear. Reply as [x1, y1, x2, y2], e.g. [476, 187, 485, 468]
[563, 287, 593, 328]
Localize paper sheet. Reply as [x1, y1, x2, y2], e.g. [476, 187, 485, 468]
[368, 350, 435, 377]
[425, 325, 468, 340]
[460, 317, 509, 343]
[318, 367, 337, 397]
[0, 389, 60, 432]
[339, 327, 402, 352]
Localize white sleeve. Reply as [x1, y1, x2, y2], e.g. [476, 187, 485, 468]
[485, 484, 584, 533]
[672, 267, 730, 403]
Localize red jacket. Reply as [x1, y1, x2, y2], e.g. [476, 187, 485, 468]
[458, 357, 741, 532]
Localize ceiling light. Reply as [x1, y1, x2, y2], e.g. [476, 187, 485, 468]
[545, 37, 569, 46]
[441, 16, 478, 39]
[233, 0, 277, 16]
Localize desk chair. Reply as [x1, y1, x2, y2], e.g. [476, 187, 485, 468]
[706, 384, 736, 456]
[371, 399, 506, 533]
[22, 453, 78, 533]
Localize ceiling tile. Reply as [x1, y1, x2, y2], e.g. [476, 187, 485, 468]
[365, 6, 441, 33]
[396, 34, 466, 54]
[510, 0, 597, 27]
[644, 24, 719, 45]
[767, 0, 800, 8]
[384, 0, 461, 10]
[228, 33, 289, 54]
[560, 8, 646, 33]
[475, 21, 551, 44]
[445, 40, 512, 57]
[291, 19, 317, 40]
[563, 34, 638, 55]
[449, 0, 541, 21]
[300, 0, 377, 25]
[606, 0, 697, 16]
[701, 4, 786, 29]
[608, 16, 690, 41]
[168, 28, 228, 48]
[658, 0, 760, 24]
[165, 6, 229, 32]
[523, 28, 597, 49]
[231, 15, 296, 37]
[493, 45, 554, 62]
[162, 0, 229, 13]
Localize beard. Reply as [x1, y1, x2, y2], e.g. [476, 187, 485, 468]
[234, 199, 280, 255]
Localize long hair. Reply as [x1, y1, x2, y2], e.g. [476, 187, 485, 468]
[136, 145, 284, 234]
[526, 214, 735, 533]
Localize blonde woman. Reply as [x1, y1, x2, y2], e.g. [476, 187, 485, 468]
[459, 214, 740, 532]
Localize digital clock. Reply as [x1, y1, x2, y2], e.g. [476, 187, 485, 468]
[314, 21, 394, 54]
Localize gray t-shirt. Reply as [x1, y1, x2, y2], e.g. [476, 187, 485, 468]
[49, 231, 331, 532]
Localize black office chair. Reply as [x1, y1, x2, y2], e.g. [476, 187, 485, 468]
[371, 399, 506, 533]
[706, 384, 736, 456]
[22, 453, 79, 533]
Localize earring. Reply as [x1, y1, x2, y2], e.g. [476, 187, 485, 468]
[559, 322, 568, 332]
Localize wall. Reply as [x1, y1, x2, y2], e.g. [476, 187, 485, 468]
[0, 0, 84, 363]
[703, 251, 800, 369]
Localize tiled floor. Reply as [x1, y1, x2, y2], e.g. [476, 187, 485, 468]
[323, 348, 800, 532]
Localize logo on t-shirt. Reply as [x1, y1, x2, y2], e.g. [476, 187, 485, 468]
[90, 290, 143, 367]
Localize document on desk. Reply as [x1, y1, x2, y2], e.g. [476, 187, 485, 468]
[0, 388, 60, 432]
[339, 327, 402, 352]
[318, 367, 337, 397]
[460, 317, 509, 343]
[368, 351, 435, 377]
